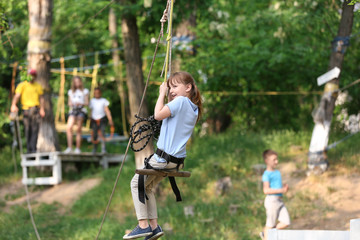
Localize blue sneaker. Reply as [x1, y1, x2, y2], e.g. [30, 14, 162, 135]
[144, 225, 164, 240]
[123, 225, 152, 239]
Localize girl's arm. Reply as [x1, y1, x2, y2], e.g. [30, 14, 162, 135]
[263, 182, 288, 195]
[154, 82, 171, 121]
[104, 106, 114, 126]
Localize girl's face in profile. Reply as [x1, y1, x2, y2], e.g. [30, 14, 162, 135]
[168, 80, 191, 100]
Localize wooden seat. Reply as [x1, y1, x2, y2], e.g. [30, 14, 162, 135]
[135, 169, 191, 177]
[55, 122, 91, 135]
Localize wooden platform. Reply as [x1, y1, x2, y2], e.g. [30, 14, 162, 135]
[59, 153, 128, 169]
[135, 169, 191, 177]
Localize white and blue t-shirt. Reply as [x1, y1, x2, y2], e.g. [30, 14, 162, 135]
[262, 170, 283, 196]
[155, 96, 198, 163]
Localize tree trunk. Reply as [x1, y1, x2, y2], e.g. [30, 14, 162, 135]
[28, 0, 59, 152]
[120, 2, 153, 168]
[109, 6, 129, 137]
[308, 1, 354, 172]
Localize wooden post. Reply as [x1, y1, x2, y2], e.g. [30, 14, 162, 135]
[55, 57, 66, 125]
[86, 64, 99, 129]
[109, 5, 129, 137]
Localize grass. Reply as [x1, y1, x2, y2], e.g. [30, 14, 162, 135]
[0, 129, 359, 239]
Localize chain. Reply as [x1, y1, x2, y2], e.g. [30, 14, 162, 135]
[130, 115, 161, 152]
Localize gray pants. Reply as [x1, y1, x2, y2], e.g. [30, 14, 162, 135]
[130, 155, 178, 220]
[264, 195, 291, 227]
[23, 107, 40, 153]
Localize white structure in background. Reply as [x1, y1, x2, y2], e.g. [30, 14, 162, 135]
[268, 218, 360, 240]
[21, 152, 62, 185]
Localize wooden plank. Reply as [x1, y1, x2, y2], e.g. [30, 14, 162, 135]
[135, 169, 191, 177]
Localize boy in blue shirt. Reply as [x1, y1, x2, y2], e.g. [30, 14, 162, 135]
[260, 149, 290, 240]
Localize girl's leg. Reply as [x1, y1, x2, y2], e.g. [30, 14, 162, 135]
[99, 120, 106, 153]
[131, 174, 151, 223]
[75, 117, 84, 149]
[66, 116, 76, 148]
[91, 119, 99, 153]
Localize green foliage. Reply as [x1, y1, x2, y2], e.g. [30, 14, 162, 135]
[181, 0, 360, 131]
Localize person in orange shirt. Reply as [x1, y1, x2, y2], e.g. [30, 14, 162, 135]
[11, 69, 45, 153]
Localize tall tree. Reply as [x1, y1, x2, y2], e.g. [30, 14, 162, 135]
[109, 4, 128, 137]
[308, 0, 354, 172]
[28, 0, 59, 152]
[120, 0, 153, 168]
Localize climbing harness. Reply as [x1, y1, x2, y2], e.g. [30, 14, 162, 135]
[138, 148, 185, 204]
[129, 115, 161, 152]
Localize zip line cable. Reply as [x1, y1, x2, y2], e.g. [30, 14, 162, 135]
[53, 0, 116, 48]
[95, 2, 174, 238]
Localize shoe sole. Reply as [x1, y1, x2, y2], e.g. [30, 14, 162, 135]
[147, 232, 164, 240]
[123, 232, 152, 239]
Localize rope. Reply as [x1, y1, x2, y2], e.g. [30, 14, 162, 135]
[337, 78, 360, 92]
[326, 131, 359, 150]
[203, 90, 323, 96]
[129, 115, 161, 152]
[95, 14, 167, 239]
[14, 115, 41, 240]
[24, 184, 42, 240]
[53, 0, 116, 48]
[161, 0, 175, 80]
[51, 47, 124, 63]
[10, 119, 18, 174]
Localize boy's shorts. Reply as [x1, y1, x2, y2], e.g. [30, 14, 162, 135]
[264, 195, 290, 227]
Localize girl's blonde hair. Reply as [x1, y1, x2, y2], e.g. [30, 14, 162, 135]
[167, 72, 202, 122]
[71, 76, 84, 92]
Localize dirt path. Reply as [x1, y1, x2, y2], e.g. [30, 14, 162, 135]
[279, 152, 360, 230]
[3, 178, 101, 211]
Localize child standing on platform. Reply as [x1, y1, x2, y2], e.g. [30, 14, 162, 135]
[64, 76, 89, 154]
[260, 149, 290, 240]
[123, 72, 202, 240]
[89, 87, 114, 153]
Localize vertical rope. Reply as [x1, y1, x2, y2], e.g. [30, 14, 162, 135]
[163, 0, 174, 82]
[15, 115, 41, 240]
[24, 184, 42, 240]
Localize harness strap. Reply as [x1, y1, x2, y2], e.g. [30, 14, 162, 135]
[138, 150, 184, 204]
[169, 176, 182, 202]
[138, 154, 153, 204]
[156, 148, 184, 166]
